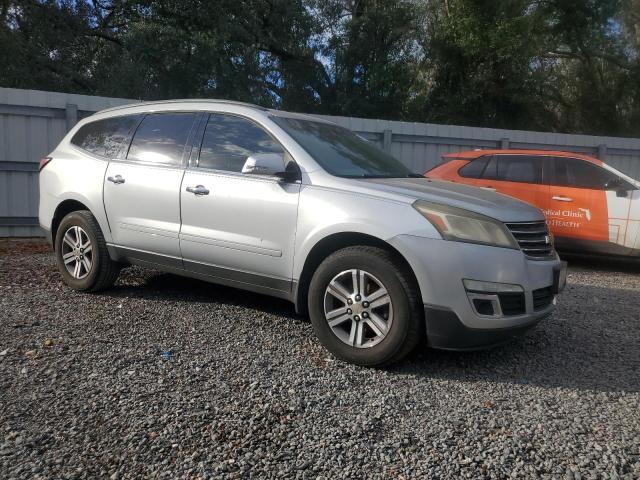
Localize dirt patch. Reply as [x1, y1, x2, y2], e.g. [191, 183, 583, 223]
[0, 238, 52, 256]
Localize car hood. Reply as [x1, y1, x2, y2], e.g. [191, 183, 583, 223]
[356, 177, 545, 223]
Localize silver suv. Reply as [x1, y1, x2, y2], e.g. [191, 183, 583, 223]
[39, 100, 566, 366]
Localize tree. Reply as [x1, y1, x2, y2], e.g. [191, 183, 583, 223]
[535, 0, 639, 135]
[0, 0, 638, 136]
[416, 0, 554, 130]
[0, 1, 131, 94]
[315, 0, 421, 119]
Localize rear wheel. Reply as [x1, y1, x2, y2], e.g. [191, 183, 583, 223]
[308, 246, 423, 366]
[54, 210, 120, 292]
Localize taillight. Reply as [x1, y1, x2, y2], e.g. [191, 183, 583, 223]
[39, 157, 53, 171]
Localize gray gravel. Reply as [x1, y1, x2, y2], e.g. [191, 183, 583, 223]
[1, 240, 639, 479]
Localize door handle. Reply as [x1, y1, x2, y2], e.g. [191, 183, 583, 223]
[107, 175, 125, 184]
[481, 186, 496, 191]
[186, 185, 210, 196]
[552, 195, 573, 202]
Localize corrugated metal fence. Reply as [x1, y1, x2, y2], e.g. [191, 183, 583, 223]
[0, 88, 131, 236]
[2, 87, 640, 237]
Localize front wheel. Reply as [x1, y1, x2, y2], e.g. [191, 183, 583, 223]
[308, 246, 423, 366]
[54, 210, 120, 292]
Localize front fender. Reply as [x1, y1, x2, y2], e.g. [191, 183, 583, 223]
[292, 186, 440, 281]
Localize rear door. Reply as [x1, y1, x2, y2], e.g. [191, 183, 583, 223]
[472, 154, 550, 211]
[179, 113, 301, 294]
[103, 112, 199, 266]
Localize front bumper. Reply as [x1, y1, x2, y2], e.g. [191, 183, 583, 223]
[424, 304, 552, 350]
[388, 235, 564, 349]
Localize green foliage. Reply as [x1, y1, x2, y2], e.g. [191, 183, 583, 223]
[1, 0, 638, 136]
[417, 0, 552, 129]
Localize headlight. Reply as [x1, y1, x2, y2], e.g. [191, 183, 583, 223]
[413, 200, 519, 249]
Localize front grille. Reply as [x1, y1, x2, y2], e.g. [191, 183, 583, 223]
[505, 221, 554, 259]
[532, 287, 554, 310]
[498, 292, 526, 316]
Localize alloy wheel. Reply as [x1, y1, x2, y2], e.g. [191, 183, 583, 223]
[323, 269, 393, 348]
[61, 226, 93, 279]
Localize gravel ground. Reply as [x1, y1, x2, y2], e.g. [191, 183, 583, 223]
[0, 239, 639, 479]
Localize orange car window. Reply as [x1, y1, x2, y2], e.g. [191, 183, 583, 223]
[483, 156, 498, 179]
[479, 155, 543, 184]
[458, 156, 490, 178]
[551, 157, 622, 190]
[499, 156, 542, 183]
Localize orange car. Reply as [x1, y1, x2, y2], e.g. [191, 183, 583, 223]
[426, 150, 640, 256]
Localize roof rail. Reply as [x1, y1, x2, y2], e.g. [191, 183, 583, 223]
[97, 98, 270, 115]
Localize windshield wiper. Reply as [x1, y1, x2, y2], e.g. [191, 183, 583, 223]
[406, 173, 424, 178]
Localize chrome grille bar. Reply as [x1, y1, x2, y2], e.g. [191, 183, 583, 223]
[505, 221, 555, 259]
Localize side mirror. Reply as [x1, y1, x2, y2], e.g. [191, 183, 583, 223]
[604, 177, 629, 197]
[242, 153, 301, 183]
[242, 153, 286, 176]
[604, 177, 622, 190]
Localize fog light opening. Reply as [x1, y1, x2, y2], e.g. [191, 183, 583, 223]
[473, 298, 495, 316]
[463, 279, 527, 318]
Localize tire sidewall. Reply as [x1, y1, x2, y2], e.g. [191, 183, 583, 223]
[54, 212, 102, 291]
[308, 249, 413, 366]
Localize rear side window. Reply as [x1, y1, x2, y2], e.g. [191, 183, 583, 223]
[127, 113, 197, 166]
[481, 155, 542, 184]
[458, 156, 490, 178]
[551, 157, 620, 189]
[497, 155, 542, 183]
[71, 115, 142, 158]
[198, 114, 283, 172]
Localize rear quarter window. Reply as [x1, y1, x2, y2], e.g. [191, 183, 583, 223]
[71, 115, 142, 158]
[458, 156, 490, 178]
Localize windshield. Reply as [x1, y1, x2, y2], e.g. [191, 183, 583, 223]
[271, 116, 417, 178]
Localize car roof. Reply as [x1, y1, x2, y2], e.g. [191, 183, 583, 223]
[95, 99, 337, 124]
[98, 98, 270, 114]
[439, 148, 640, 186]
[442, 149, 602, 165]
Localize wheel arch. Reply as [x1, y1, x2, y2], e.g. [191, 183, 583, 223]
[51, 199, 100, 245]
[293, 231, 422, 315]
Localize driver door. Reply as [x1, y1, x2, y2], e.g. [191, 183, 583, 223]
[546, 156, 633, 253]
[179, 113, 301, 294]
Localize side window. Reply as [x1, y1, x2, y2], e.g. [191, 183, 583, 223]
[458, 156, 490, 178]
[552, 157, 618, 189]
[127, 113, 197, 166]
[480, 155, 542, 184]
[198, 114, 284, 172]
[482, 156, 499, 180]
[70, 115, 142, 158]
[497, 155, 542, 183]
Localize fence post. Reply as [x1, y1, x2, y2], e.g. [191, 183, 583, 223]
[597, 144, 607, 161]
[500, 138, 510, 149]
[65, 103, 78, 131]
[382, 129, 392, 153]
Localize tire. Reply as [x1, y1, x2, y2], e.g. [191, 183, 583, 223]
[308, 246, 423, 366]
[54, 210, 120, 292]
